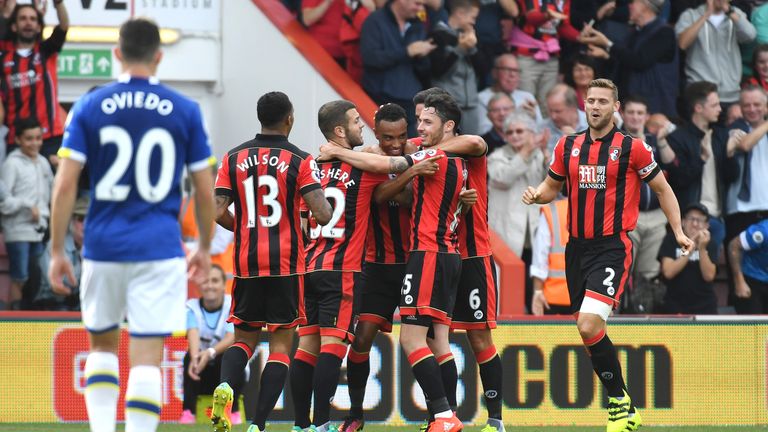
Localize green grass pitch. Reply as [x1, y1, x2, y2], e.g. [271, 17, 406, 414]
[0, 425, 766, 432]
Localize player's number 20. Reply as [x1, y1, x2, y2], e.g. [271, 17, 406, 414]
[95, 126, 176, 203]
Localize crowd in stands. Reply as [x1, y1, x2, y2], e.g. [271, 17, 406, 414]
[1, 0, 767, 316]
[284, 0, 768, 315]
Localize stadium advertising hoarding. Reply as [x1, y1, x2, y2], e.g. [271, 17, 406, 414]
[0, 319, 765, 426]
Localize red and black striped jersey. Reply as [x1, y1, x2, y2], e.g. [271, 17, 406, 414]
[458, 155, 492, 258]
[365, 193, 411, 264]
[513, 0, 579, 57]
[215, 134, 322, 277]
[305, 160, 388, 272]
[548, 126, 660, 239]
[410, 148, 468, 253]
[0, 27, 66, 144]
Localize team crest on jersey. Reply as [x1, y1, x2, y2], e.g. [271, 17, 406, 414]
[578, 164, 606, 189]
[571, 148, 580, 157]
[411, 149, 437, 161]
[609, 145, 622, 161]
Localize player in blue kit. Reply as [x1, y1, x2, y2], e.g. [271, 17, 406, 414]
[47, 18, 216, 432]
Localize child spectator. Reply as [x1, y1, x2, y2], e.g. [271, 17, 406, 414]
[658, 203, 719, 314]
[179, 265, 245, 425]
[0, 117, 53, 310]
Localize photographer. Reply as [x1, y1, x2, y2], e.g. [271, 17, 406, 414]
[429, 0, 487, 134]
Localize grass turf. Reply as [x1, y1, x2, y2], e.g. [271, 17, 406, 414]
[1, 425, 766, 432]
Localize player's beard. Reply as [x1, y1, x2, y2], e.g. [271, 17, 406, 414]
[423, 129, 444, 147]
[587, 112, 613, 131]
[345, 125, 364, 148]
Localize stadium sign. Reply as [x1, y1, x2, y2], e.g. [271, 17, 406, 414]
[1, 320, 766, 425]
[57, 48, 112, 78]
[45, 0, 221, 33]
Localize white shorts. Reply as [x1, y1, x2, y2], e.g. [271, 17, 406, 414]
[80, 257, 187, 336]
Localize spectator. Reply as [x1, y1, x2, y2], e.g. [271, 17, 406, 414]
[539, 83, 587, 151]
[488, 111, 548, 311]
[582, 0, 679, 117]
[481, 92, 515, 154]
[724, 86, 768, 312]
[563, 54, 597, 111]
[744, 43, 768, 92]
[0, 1, 69, 170]
[658, 203, 719, 314]
[675, 0, 756, 114]
[0, 117, 52, 310]
[474, 0, 518, 87]
[179, 265, 245, 425]
[530, 197, 571, 315]
[429, 0, 485, 134]
[726, 103, 743, 126]
[665, 81, 740, 252]
[302, 0, 346, 66]
[477, 53, 542, 135]
[339, 0, 377, 83]
[360, 0, 436, 137]
[729, 217, 768, 314]
[621, 96, 669, 292]
[508, 0, 580, 112]
[36, 194, 88, 311]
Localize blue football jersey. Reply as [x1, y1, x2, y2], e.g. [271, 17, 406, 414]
[740, 219, 768, 283]
[60, 75, 214, 261]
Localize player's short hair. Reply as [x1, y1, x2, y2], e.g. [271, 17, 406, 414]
[318, 100, 356, 140]
[257, 91, 293, 129]
[423, 93, 462, 130]
[8, 5, 44, 42]
[375, 103, 407, 126]
[684, 81, 718, 115]
[14, 117, 41, 137]
[622, 95, 649, 111]
[587, 78, 619, 102]
[119, 18, 161, 64]
[447, 0, 480, 12]
[413, 87, 451, 106]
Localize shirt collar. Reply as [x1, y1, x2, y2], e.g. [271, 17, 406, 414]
[585, 125, 620, 144]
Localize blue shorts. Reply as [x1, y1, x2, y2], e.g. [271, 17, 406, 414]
[5, 241, 44, 282]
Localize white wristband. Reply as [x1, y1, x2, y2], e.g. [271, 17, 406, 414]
[207, 347, 216, 360]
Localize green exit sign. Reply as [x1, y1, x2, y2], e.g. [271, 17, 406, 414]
[58, 48, 112, 79]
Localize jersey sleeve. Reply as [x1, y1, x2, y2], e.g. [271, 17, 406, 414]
[58, 98, 89, 164]
[214, 156, 232, 197]
[186, 103, 217, 173]
[297, 156, 323, 196]
[631, 139, 661, 182]
[547, 136, 567, 181]
[740, 220, 768, 251]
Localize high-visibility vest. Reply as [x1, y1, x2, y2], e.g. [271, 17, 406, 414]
[541, 200, 570, 306]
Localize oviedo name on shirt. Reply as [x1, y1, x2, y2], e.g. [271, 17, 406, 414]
[100, 91, 175, 116]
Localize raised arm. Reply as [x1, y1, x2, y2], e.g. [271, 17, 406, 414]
[319, 144, 414, 174]
[54, 0, 69, 31]
[435, 134, 487, 157]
